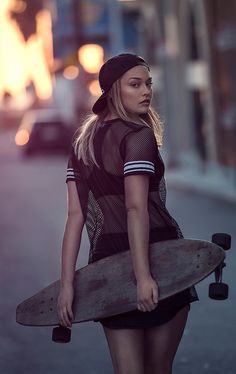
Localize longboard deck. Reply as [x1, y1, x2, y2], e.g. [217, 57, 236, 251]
[16, 238, 225, 327]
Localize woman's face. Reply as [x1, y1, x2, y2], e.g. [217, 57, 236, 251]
[119, 65, 153, 117]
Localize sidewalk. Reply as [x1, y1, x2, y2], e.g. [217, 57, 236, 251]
[166, 165, 236, 204]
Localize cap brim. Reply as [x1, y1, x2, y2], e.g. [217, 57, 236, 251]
[92, 92, 108, 114]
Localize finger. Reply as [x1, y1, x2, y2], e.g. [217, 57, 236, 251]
[138, 297, 149, 311]
[63, 316, 71, 327]
[141, 297, 154, 310]
[140, 301, 149, 312]
[68, 306, 74, 321]
[64, 312, 72, 327]
[139, 302, 151, 312]
[143, 298, 157, 312]
[137, 303, 145, 312]
[59, 313, 66, 327]
[144, 303, 154, 312]
[60, 310, 68, 327]
[152, 286, 159, 304]
[60, 317, 67, 327]
[57, 306, 65, 326]
[62, 307, 72, 327]
[66, 306, 73, 326]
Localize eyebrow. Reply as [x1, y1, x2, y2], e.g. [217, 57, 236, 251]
[128, 77, 152, 81]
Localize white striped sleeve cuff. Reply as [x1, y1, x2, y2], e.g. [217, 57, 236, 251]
[124, 161, 155, 176]
[66, 167, 80, 181]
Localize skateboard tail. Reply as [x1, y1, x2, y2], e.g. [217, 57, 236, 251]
[16, 281, 60, 327]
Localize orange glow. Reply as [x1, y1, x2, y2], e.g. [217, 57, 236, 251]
[36, 9, 54, 69]
[15, 128, 30, 146]
[63, 65, 80, 80]
[25, 34, 52, 100]
[88, 79, 101, 97]
[0, 0, 53, 104]
[13, 0, 26, 13]
[0, 0, 28, 97]
[78, 44, 104, 74]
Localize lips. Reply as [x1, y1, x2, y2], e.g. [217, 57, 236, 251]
[140, 99, 150, 105]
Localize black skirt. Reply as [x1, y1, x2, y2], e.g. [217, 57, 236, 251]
[96, 288, 198, 329]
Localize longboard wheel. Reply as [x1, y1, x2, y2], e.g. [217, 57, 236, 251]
[209, 282, 229, 300]
[212, 233, 231, 250]
[52, 326, 71, 343]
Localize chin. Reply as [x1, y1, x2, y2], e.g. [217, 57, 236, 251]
[126, 108, 149, 117]
[138, 108, 149, 114]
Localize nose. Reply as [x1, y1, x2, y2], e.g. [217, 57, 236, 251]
[143, 83, 151, 96]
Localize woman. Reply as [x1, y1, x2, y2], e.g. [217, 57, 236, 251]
[57, 53, 198, 374]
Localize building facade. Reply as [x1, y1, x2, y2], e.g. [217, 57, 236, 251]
[138, 0, 236, 192]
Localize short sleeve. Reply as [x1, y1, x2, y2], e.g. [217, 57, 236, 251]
[66, 146, 80, 182]
[122, 126, 156, 177]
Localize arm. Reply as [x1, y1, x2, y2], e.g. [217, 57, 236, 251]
[57, 181, 85, 327]
[124, 174, 158, 312]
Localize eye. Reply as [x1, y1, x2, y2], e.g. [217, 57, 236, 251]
[130, 83, 139, 88]
[147, 82, 153, 87]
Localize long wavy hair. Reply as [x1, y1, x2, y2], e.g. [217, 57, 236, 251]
[73, 79, 164, 167]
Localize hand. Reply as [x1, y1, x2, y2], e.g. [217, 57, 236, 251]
[137, 276, 159, 312]
[57, 283, 74, 327]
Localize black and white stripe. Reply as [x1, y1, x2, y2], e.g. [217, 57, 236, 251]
[124, 161, 155, 176]
[66, 167, 80, 180]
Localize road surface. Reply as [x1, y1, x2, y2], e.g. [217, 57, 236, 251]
[0, 134, 235, 374]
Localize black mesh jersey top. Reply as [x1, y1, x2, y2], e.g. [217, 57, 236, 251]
[66, 118, 186, 262]
[66, 118, 198, 327]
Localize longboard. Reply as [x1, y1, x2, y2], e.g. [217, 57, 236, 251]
[16, 238, 225, 327]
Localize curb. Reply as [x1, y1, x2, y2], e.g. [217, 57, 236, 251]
[166, 168, 236, 204]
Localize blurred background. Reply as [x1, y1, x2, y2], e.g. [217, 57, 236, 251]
[0, 1, 236, 373]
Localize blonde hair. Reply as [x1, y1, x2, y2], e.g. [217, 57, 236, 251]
[74, 79, 164, 167]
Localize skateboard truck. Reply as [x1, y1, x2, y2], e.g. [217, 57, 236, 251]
[52, 326, 71, 343]
[209, 233, 231, 300]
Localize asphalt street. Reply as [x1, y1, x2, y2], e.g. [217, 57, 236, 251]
[0, 134, 236, 374]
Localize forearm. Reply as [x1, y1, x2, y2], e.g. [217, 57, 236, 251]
[60, 213, 84, 286]
[127, 207, 151, 282]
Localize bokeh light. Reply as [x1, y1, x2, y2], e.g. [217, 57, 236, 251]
[15, 128, 30, 146]
[63, 65, 80, 80]
[88, 79, 101, 97]
[78, 44, 104, 74]
[0, 0, 53, 103]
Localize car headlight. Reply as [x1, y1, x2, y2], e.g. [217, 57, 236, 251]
[15, 129, 30, 146]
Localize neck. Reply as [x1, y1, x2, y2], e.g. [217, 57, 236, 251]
[104, 112, 145, 125]
[104, 113, 119, 121]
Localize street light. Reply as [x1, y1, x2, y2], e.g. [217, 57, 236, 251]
[78, 44, 104, 74]
[88, 80, 101, 97]
[63, 65, 79, 80]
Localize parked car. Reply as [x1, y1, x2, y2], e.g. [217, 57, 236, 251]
[15, 109, 74, 157]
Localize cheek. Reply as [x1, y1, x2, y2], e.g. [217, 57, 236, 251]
[121, 87, 137, 107]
